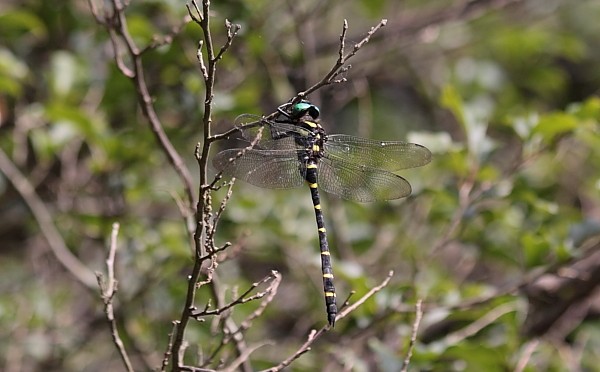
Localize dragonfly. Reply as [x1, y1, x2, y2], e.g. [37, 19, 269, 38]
[213, 101, 431, 326]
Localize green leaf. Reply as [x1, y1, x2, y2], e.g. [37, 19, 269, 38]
[0, 9, 47, 39]
[532, 112, 578, 142]
[441, 84, 466, 126]
[521, 233, 550, 267]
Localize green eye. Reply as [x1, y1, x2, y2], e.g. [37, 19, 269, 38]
[291, 101, 320, 119]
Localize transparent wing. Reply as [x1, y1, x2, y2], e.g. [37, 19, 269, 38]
[234, 114, 314, 150]
[213, 148, 305, 189]
[324, 134, 432, 171]
[317, 157, 412, 202]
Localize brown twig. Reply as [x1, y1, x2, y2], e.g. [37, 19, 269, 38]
[160, 322, 179, 371]
[0, 147, 97, 288]
[199, 272, 281, 368]
[296, 18, 387, 100]
[400, 299, 423, 372]
[170, 1, 242, 370]
[261, 272, 395, 372]
[96, 223, 135, 372]
[88, 0, 196, 208]
[191, 271, 280, 318]
[514, 339, 540, 372]
[336, 270, 394, 320]
[236, 271, 281, 332]
[441, 302, 517, 345]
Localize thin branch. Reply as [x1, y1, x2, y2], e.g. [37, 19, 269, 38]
[400, 299, 423, 372]
[206, 181, 235, 249]
[221, 343, 270, 372]
[336, 270, 394, 321]
[142, 16, 191, 54]
[198, 272, 278, 370]
[236, 271, 281, 329]
[160, 322, 179, 371]
[215, 20, 241, 61]
[191, 271, 279, 318]
[259, 329, 319, 372]
[96, 223, 135, 372]
[88, 0, 196, 208]
[171, 1, 242, 369]
[0, 147, 97, 288]
[262, 272, 395, 372]
[296, 18, 387, 99]
[441, 302, 517, 345]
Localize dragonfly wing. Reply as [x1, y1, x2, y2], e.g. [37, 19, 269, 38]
[325, 134, 431, 171]
[213, 149, 305, 189]
[234, 114, 314, 150]
[318, 157, 412, 202]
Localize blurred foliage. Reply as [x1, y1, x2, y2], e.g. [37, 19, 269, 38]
[1, 0, 600, 371]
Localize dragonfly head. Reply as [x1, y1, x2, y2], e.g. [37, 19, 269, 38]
[290, 100, 320, 120]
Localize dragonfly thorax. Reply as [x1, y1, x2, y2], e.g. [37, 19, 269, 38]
[295, 119, 327, 160]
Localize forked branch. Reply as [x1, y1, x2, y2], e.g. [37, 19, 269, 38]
[297, 18, 387, 100]
[260, 271, 395, 372]
[96, 223, 135, 372]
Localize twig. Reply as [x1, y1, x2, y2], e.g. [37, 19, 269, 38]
[215, 20, 241, 61]
[0, 147, 96, 288]
[400, 299, 423, 372]
[170, 1, 242, 369]
[142, 16, 191, 54]
[191, 271, 280, 318]
[229, 271, 282, 337]
[222, 343, 270, 372]
[514, 339, 540, 372]
[261, 272, 395, 372]
[441, 302, 517, 345]
[88, 0, 196, 208]
[96, 223, 135, 372]
[259, 329, 319, 372]
[160, 322, 179, 371]
[296, 18, 387, 100]
[336, 270, 394, 320]
[198, 271, 281, 370]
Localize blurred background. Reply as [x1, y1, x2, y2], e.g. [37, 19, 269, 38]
[1, 0, 600, 370]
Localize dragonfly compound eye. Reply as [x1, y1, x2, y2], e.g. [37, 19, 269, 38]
[291, 101, 320, 119]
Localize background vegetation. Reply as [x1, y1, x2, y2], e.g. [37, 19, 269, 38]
[1, 0, 599, 371]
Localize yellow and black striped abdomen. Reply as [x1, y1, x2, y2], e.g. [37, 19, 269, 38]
[305, 160, 337, 326]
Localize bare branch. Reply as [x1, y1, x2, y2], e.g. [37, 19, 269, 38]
[191, 271, 280, 318]
[96, 223, 135, 372]
[0, 148, 97, 288]
[215, 20, 241, 61]
[160, 322, 179, 371]
[400, 299, 423, 372]
[336, 270, 394, 321]
[262, 272, 395, 372]
[221, 343, 270, 372]
[88, 0, 196, 208]
[441, 302, 517, 345]
[196, 40, 208, 80]
[296, 18, 387, 99]
[142, 16, 191, 53]
[514, 339, 540, 372]
[171, 1, 242, 367]
[233, 271, 282, 334]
